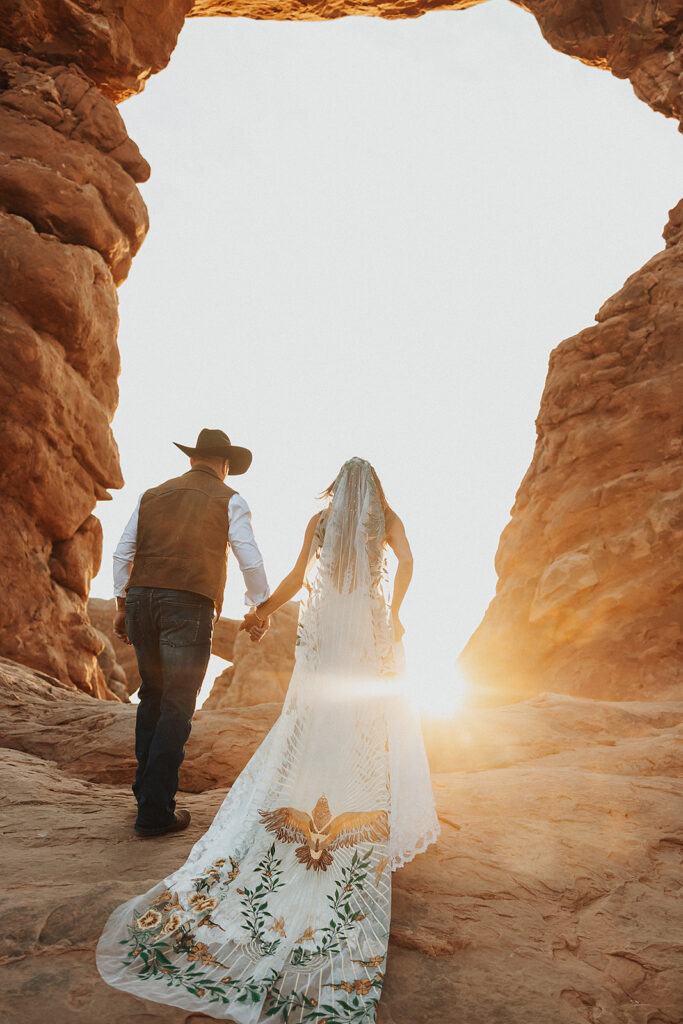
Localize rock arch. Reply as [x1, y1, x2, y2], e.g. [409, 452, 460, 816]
[0, 1, 680, 699]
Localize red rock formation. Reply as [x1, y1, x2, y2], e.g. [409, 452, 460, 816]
[0, 50, 149, 698]
[1, 1, 681, 703]
[2, 1, 681, 124]
[462, 201, 683, 703]
[0, 657, 280, 792]
[0, 2, 193, 103]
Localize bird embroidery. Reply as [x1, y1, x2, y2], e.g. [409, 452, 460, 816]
[258, 794, 389, 872]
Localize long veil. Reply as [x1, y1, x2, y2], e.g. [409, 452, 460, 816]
[287, 457, 395, 702]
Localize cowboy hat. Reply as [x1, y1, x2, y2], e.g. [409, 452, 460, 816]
[173, 428, 252, 476]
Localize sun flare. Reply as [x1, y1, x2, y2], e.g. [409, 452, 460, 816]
[403, 655, 470, 719]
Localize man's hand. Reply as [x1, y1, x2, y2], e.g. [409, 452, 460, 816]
[239, 609, 270, 643]
[113, 602, 131, 645]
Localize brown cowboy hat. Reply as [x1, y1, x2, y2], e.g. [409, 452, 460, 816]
[173, 428, 252, 476]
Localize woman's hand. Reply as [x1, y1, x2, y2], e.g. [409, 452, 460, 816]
[392, 612, 405, 642]
[240, 609, 270, 643]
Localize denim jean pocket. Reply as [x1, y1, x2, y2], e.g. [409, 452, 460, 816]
[160, 611, 201, 647]
[125, 600, 142, 646]
[159, 598, 215, 647]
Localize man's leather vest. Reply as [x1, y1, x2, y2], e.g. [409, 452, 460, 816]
[127, 464, 236, 615]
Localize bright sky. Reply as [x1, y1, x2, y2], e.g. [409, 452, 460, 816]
[92, 0, 681, 709]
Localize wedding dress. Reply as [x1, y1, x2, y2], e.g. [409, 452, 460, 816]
[96, 457, 439, 1023]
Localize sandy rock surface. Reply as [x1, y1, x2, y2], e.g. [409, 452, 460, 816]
[0, 658, 279, 792]
[1, 656, 681, 1024]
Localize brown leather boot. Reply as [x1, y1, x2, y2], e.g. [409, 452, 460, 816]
[134, 808, 191, 837]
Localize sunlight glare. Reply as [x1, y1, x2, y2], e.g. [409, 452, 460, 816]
[403, 648, 470, 718]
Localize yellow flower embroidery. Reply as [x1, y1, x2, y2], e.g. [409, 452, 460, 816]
[188, 894, 218, 914]
[161, 913, 183, 936]
[186, 941, 221, 966]
[352, 955, 385, 968]
[137, 910, 162, 931]
[325, 974, 382, 995]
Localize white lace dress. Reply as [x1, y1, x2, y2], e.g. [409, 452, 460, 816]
[96, 459, 440, 1023]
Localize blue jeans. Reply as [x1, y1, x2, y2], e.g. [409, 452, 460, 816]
[125, 586, 214, 829]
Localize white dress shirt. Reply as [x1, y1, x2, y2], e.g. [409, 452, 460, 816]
[113, 492, 270, 608]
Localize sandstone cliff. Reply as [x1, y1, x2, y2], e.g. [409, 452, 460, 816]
[0, 49, 148, 698]
[462, 202, 683, 704]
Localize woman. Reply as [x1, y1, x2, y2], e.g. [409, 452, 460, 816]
[97, 457, 439, 1022]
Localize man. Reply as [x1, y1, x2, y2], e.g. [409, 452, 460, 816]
[112, 428, 270, 838]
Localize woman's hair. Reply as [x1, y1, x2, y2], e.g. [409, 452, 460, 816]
[319, 462, 391, 513]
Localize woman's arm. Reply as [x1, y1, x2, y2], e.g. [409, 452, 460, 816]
[385, 510, 413, 640]
[240, 512, 321, 635]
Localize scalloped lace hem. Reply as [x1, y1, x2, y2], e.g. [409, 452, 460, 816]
[389, 823, 441, 872]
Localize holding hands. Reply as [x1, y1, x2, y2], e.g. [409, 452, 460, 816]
[240, 607, 270, 643]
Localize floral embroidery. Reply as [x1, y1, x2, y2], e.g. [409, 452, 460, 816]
[188, 893, 218, 913]
[116, 855, 273, 1006]
[115, 843, 387, 1021]
[286, 849, 375, 968]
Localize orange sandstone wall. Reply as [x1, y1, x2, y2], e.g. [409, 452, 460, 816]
[462, 201, 683, 703]
[0, 50, 149, 696]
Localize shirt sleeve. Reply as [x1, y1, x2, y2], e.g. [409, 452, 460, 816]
[228, 494, 271, 607]
[113, 495, 142, 598]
